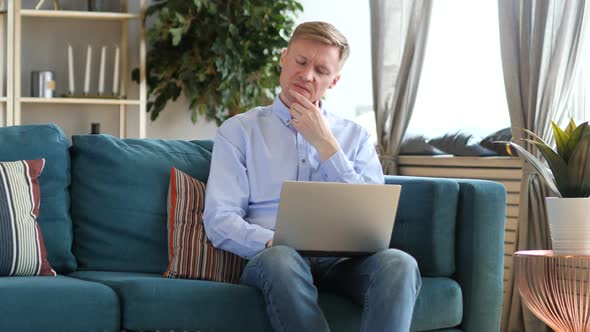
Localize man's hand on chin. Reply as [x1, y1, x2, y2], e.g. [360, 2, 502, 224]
[288, 89, 340, 161]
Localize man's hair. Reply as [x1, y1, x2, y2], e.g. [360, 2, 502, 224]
[289, 21, 350, 64]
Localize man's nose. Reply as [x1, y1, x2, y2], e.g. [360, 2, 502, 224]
[300, 66, 314, 81]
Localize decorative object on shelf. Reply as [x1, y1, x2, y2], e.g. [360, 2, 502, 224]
[502, 119, 590, 254]
[64, 44, 121, 99]
[90, 122, 100, 134]
[31, 70, 55, 98]
[135, 0, 303, 125]
[84, 45, 92, 95]
[113, 45, 120, 96]
[35, 0, 60, 10]
[98, 46, 106, 96]
[67, 43, 75, 95]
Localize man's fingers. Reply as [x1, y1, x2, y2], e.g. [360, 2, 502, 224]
[290, 89, 317, 109]
[289, 105, 301, 119]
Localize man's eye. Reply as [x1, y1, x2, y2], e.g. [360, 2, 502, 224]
[296, 60, 306, 65]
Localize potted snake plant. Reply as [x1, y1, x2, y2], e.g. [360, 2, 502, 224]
[503, 119, 590, 254]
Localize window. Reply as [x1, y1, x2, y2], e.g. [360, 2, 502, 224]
[406, 0, 510, 139]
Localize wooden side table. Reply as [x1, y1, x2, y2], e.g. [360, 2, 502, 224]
[514, 250, 590, 332]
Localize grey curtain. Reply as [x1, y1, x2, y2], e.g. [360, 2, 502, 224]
[498, 1, 588, 331]
[370, 0, 432, 175]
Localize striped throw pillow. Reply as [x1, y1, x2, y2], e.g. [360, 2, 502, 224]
[0, 159, 56, 276]
[164, 168, 246, 283]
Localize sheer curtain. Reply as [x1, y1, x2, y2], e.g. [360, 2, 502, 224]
[498, 1, 589, 331]
[370, 0, 432, 175]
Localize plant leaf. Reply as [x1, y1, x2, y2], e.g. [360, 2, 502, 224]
[500, 141, 562, 197]
[522, 128, 550, 146]
[524, 139, 569, 195]
[137, 0, 302, 123]
[552, 121, 569, 159]
[564, 122, 589, 163]
[564, 118, 577, 136]
[567, 136, 590, 197]
[170, 28, 183, 46]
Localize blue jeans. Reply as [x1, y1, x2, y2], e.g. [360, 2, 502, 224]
[240, 246, 421, 332]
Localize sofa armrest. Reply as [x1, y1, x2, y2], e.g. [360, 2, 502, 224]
[454, 179, 505, 332]
[385, 175, 505, 332]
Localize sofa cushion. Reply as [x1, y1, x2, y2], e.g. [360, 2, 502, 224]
[0, 124, 76, 273]
[386, 176, 459, 276]
[70, 135, 213, 273]
[164, 167, 246, 283]
[0, 159, 55, 276]
[69, 271, 271, 331]
[69, 271, 461, 332]
[319, 276, 462, 332]
[0, 275, 119, 332]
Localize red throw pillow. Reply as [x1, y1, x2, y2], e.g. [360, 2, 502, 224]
[0, 159, 56, 276]
[164, 167, 246, 283]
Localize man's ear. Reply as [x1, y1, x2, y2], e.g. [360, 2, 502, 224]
[328, 74, 341, 89]
[279, 48, 288, 67]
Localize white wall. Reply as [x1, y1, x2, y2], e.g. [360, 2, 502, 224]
[14, 0, 371, 140]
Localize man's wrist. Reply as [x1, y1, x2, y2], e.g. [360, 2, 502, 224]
[318, 139, 340, 161]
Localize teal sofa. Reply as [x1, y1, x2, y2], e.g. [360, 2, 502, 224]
[0, 124, 506, 332]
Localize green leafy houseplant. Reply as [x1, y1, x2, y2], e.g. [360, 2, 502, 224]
[134, 0, 303, 125]
[504, 119, 590, 198]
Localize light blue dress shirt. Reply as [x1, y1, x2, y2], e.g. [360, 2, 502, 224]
[203, 97, 385, 259]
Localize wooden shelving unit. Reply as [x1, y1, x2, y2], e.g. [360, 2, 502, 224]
[0, 7, 7, 127]
[20, 9, 139, 20]
[1, 0, 147, 138]
[19, 97, 141, 105]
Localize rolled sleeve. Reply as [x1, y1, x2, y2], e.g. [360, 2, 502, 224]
[320, 149, 356, 182]
[319, 130, 384, 185]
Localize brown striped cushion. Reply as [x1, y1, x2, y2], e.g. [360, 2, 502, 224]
[164, 167, 246, 283]
[0, 159, 56, 276]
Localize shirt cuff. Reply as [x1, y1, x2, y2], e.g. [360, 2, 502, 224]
[246, 227, 275, 259]
[320, 149, 355, 182]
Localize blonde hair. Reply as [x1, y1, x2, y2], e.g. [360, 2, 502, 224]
[289, 21, 350, 64]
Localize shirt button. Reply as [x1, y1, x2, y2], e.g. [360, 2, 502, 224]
[301, 159, 306, 163]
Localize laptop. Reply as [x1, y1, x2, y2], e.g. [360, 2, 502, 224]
[273, 181, 401, 256]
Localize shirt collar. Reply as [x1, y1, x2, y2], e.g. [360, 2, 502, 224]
[271, 96, 327, 127]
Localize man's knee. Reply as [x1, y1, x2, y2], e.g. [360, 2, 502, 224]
[375, 249, 420, 277]
[246, 245, 308, 278]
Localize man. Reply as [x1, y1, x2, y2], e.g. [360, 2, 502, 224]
[203, 21, 421, 332]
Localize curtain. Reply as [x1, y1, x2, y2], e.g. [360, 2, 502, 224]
[498, 1, 588, 331]
[370, 0, 432, 175]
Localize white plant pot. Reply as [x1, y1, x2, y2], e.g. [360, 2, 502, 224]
[546, 197, 590, 255]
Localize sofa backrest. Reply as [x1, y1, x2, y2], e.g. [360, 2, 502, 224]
[0, 124, 77, 273]
[70, 134, 213, 273]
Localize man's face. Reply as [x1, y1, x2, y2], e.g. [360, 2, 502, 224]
[279, 38, 342, 107]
